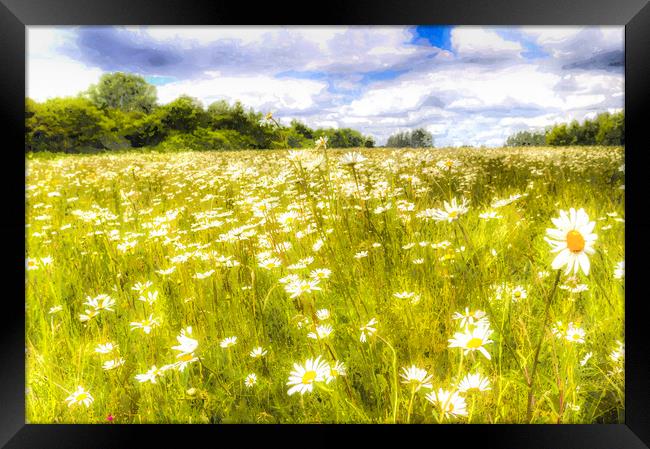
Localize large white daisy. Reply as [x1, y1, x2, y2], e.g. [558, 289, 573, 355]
[545, 208, 597, 276]
[448, 323, 494, 360]
[286, 356, 330, 396]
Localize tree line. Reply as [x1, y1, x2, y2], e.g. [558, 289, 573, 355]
[25, 72, 375, 153]
[505, 111, 624, 147]
[385, 128, 434, 148]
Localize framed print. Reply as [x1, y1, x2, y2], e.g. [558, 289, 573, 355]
[2, 0, 650, 447]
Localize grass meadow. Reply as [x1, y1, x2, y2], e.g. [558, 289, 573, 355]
[25, 146, 625, 424]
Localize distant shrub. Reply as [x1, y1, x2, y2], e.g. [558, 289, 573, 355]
[154, 128, 256, 151]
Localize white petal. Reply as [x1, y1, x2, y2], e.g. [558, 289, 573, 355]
[581, 221, 595, 234]
[546, 228, 566, 240]
[552, 249, 571, 269]
[576, 209, 589, 228]
[578, 253, 591, 275]
[479, 347, 491, 360]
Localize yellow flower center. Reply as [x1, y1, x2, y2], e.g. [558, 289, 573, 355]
[445, 161, 453, 168]
[76, 393, 87, 401]
[448, 211, 458, 218]
[447, 402, 455, 412]
[466, 337, 483, 349]
[514, 291, 521, 298]
[566, 230, 585, 253]
[300, 284, 311, 292]
[572, 333, 581, 340]
[179, 353, 195, 362]
[302, 370, 317, 384]
[330, 368, 338, 378]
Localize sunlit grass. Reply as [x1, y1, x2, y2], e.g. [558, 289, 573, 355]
[26, 146, 624, 424]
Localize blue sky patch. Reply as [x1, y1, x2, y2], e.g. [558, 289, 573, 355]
[144, 75, 177, 85]
[495, 29, 549, 59]
[414, 26, 453, 51]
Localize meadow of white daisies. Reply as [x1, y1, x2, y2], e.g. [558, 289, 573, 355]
[25, 144, 625, 424]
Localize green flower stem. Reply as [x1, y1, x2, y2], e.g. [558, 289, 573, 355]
[376, 334, 399, 424]
[526, 269, 561, 422]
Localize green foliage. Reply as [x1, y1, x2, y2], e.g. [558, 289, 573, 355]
[545, 124, 572, 146]
[291, 120, 314, 140]
[316, 128, 367, 148]
[26, 71, 376, 153]
[26, 97, 111, 153]
[507, 112, 624, 147]
[207, 101, 275, 149]
[386, 128, 434, 148]
[505, 130, 546, 147]
[160, 95, 208, 133]
[410, 128, 433, 148]
[595, 112, 624, 145]
[87, 72, 157, 113]
[122, 111, 168, 148]
[155, 129, 256, 152]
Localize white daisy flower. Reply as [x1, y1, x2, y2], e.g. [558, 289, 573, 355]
[102, 358, 125, 371]
[130, 314, 161, 334]
[457, 373, 491, 393]
[545, 208, 597, 275]
[316, 309, 330, 321]
[400, 365, 433, 391]
[418, 197, 469, 223]
[360, 318, 378, 343]
[614, 261, 624, 280]
[135, 365, 165, 384]
[565, 323, 586, 343]
[172, 327, 198, 357]
[452, 308, 488, 329]
[340, 152, 367, 167]
[307, 324, 333, 340]
[65, 386, 94, 408]
[95, 342, 118, 354]
[250, 346, 268, 359]
[286, 356, 329, 395]
[448, 323, 494, 360]
[325, 361, 347, 384]
[220, 336, 237, 348]
[245, 373, 257, 388]
[425, 388, 468, 419]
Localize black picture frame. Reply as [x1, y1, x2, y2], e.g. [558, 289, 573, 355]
[2, 0, 648, 447]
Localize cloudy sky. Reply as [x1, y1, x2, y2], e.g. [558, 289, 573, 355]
[27, 26, 623, 146]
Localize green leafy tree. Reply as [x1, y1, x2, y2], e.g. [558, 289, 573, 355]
[291, 120, 314, 140]
[123, 110, 168, 147]
[26, 97, 110, 153]
[596, 112, 624, 145]
[386, 128, 434, 148]
[505, 130, 546, 146]
[545, 124, 573, 146]
[542, 111, 624, 146]
[386, 131, 410, 148]
[410, 128, 434, 147]
[208, 101, 274, 148]
[161, 95, 207, 133]
[87, 72, 157, 113]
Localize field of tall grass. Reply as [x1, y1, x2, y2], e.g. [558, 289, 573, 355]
[25, 146, 625, 424]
